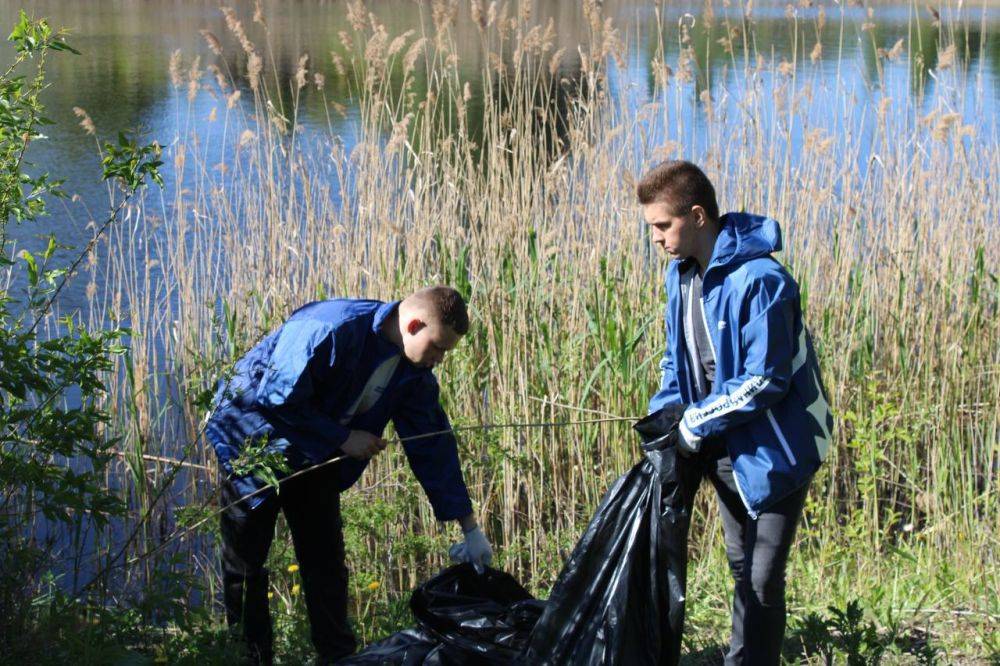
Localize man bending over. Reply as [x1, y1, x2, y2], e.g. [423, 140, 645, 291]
[206, 286, 492, 664]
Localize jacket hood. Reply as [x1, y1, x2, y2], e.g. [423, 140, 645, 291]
[709, 212, 783, 268]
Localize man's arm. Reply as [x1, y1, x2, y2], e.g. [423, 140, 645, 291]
[679, 271, 798, 448]
[253, 318, 354, 463]
[392, 376, 492, 572]
[649, 277, 684, 413]
[391, 373, 474, 522]
[649, 339, 684, 412]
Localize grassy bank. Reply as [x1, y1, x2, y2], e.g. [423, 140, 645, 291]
[15, 0, 996, 662]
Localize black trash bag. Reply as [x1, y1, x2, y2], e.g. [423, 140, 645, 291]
[522, 404, 690, 665]
[344, 406, 688, 665]
[339, 563, 545, 665]
[411, 563, 545, 663]
[336, 628, 438, 665]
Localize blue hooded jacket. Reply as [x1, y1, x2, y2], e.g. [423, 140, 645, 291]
[648, 213, 834, 517]
[205, 299, 473, 520]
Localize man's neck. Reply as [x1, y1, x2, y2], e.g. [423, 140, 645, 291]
[693, 225, 721, 276]
[381, 308, 404, 349]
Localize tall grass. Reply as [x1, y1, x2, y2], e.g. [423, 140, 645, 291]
[82, 0, 996, 657]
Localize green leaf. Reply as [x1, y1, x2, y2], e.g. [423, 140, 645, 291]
[48, 39, 81, 55]
[20, 249, 38, 286]
[43, 234, 56, 260]
[7, 10, 30, 43]
[7, 10, 53, 54]
[43, 267, 67, 286]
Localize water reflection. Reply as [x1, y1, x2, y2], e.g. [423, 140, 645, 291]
[0, 0, 993, 347]
[1, 1, 994, 231]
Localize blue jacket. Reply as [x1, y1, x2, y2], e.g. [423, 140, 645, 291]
[648, 213, 834, 517]
[206, 299, 473, 520]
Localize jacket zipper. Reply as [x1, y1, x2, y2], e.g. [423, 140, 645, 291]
[693, 284, 757, 518]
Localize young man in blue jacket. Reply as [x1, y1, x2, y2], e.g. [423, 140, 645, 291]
[637, 161, 833, 664]
[205, 286, 492, 665]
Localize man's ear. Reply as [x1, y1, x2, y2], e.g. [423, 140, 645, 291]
[691, 205, 707, 226]
[406, 318, 426, 336]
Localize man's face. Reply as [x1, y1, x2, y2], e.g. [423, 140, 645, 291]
[401, 317, 461, 368]
[642, 200, 700, 259]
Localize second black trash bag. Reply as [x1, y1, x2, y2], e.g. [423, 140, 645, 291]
[522, 405, 690, 665]
[339, 564, 545, 665]
[410, 564, 546, 664]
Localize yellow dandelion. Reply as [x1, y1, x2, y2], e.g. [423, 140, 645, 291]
[291, 584, 301, 595]
[287, 564, 299, 573]
[367, 581, 380, 592]
[267, 592, 274, 599]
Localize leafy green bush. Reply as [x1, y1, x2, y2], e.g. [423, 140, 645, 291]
[0, 10, 162, 660]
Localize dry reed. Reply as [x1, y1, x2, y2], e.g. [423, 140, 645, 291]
[86, 0, 997, 652]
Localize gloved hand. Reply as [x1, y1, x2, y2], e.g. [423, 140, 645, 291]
[449, 525, 493, 574]
[632, 404, 685, 451]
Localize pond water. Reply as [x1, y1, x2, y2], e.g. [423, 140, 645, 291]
[2, 0, 996, 315]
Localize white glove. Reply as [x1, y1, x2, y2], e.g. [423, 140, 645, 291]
[449, 525, 493, 574]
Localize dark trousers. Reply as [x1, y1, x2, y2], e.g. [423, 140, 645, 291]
[677, 439, 809, 666]
[220, 467, 357, 664]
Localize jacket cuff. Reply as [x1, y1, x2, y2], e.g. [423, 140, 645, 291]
[678, 417, 703, 453]
[431, 494, 474, 522]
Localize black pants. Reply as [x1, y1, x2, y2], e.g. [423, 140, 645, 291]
[677, 439, 809, 666]
[220, 467, 357, 664]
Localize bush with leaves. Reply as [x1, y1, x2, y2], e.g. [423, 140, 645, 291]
[0, 10, 162, 659]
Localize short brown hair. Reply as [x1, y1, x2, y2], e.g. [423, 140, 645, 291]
[409, 286, 470, 335]
[636, 160, 719, 221]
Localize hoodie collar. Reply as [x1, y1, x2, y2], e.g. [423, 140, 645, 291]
[706, 212, 783, 271]
[372, 300, 401, 335]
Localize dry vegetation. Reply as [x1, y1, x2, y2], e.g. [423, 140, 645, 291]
[71, 0, 999, 659]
